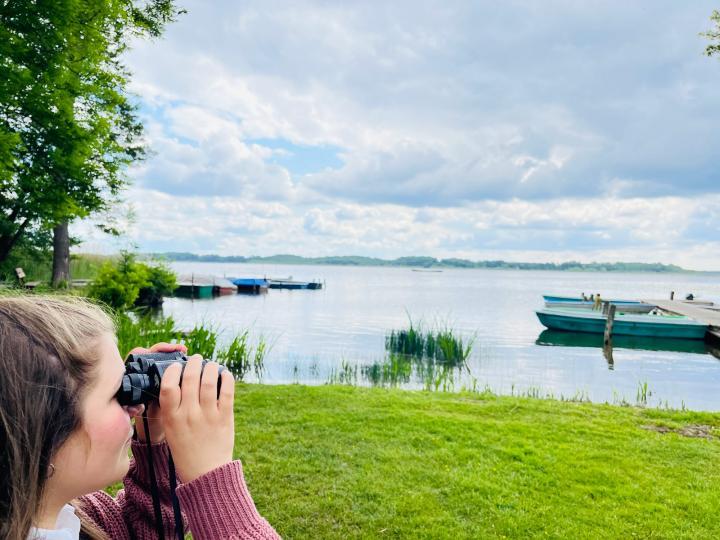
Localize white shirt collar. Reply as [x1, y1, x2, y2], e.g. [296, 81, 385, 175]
[28, 504, 81, 540]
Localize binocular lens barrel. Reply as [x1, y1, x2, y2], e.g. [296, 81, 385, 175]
[115, 351, 225, 406]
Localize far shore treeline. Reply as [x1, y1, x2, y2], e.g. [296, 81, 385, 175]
[152, 252, 688, 272]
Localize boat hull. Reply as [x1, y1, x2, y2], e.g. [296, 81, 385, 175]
[232, 278, 269, 294]
[268, 281, 309, 289]
[535, 309, 707, 340]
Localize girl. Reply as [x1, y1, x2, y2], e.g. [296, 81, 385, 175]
[0, 295, 280, 539]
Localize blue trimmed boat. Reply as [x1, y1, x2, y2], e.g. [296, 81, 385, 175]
[535, 308, 707, 340]
[543, 295, 655, 313]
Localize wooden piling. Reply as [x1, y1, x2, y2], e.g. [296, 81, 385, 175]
[604, 304, 616, 346]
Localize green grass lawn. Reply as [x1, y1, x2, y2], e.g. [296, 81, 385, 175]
[232, 384, 720, 539]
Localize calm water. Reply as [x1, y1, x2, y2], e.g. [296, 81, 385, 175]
[161, 263, 720, 411]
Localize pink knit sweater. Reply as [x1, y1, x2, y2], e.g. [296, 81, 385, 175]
[76, 440, 280, 539]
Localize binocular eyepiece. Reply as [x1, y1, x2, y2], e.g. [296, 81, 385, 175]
[116, 351, 225, 406]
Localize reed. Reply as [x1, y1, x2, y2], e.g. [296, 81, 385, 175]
[183, 324, 218, 360]
[327, 359, 358, 385]
[385, 319, 473, 366]
[115, 312, 180, 353]
[215, 331, 268, 379]
[636, 381, 652, 407]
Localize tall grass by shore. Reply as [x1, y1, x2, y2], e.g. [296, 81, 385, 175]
[116, 312, 267, 380]
[0, 252, 111, 282]
[385, 320, 473, 365]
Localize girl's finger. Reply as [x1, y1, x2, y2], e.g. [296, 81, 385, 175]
[159, 362, 183, 412]
[125, 403, 145, 418]
[199, 361, 220, 409]
[218, 369, 235, 415]
[127, 346, 150, 357]
[150, 342, 187, 353]
[180, 355, 203, 408]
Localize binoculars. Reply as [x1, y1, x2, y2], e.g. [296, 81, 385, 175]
[116, 351, 225, 406]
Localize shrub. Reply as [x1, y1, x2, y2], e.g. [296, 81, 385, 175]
[88, 251, 176, 310]
[136, 264, 177, 307]
[88, 253, 147, 310]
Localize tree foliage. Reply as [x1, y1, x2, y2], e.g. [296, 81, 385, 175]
[703, 10, 720, 58]
[0, 0, 181, 263]
[88, 251, 176, 310]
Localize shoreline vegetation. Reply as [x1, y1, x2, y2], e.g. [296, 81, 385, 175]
[0, 251, 694, 283]
[148, 252, 689, 272]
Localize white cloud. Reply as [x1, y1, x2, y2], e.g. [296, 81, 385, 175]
[71, 0, 720, 268]
[75, 189, 720, 270]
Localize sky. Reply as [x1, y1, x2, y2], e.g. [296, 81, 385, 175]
[78, 0, 720, 270]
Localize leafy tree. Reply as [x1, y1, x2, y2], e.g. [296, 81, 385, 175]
[703, 10, 720, 57]
[0, 0, 182, 271]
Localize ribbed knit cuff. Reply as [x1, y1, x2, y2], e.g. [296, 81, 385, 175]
[129, 440, 171, 491]
[176, 460, 275, 539]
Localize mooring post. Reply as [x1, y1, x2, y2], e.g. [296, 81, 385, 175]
[602, 301, 609, 315]
[670, 290, 675, 300]
[604, 304, 616, 347]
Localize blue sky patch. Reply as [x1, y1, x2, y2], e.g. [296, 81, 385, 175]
[249, 138, 345, 176]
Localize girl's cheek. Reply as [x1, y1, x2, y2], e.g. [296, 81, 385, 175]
[86, 404, 131, 446]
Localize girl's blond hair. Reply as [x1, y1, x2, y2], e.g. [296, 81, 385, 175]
[0, 294, 115, 540]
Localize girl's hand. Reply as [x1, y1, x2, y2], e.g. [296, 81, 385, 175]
[159, 355, 236, 483]
[127, 342, 188, 443]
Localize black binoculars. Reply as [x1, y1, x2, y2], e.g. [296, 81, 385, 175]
[115, 351, 225, 406]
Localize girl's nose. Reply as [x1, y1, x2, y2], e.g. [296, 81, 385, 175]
[124, 404, 145, 418]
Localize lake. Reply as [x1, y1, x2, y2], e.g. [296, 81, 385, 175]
[160, 262, 720, 411]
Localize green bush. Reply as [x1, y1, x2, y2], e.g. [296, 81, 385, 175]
[88, 253, 148, 310]
[136, 264, 177, 307]
[88, 251, 177, 310]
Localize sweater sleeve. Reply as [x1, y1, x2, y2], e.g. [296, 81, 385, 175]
[76, 440, 188, 539]
[175, 460, 281, 539]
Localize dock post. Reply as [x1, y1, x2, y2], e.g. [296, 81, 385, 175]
[604, 304, 616, 347]
[602, 301, 609, 315]
[670, 291, 674, 300]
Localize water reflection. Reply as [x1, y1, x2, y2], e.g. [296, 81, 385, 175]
[536, 329, 718, 359]
[342, 353, 468, 391]
[160, 263, 720, 409]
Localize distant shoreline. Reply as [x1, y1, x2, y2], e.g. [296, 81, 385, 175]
[144, 252, 695, 273]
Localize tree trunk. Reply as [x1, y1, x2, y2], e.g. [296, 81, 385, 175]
[0, 219, 30, 265]
[52, 222, 70, 288]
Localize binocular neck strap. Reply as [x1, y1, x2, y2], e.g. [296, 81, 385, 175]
[168, 453, 184, 540]
[141, 411, 166, 540]
[140, 409, 184, 540]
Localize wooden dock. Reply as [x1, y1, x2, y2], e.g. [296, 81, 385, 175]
[642, 299, 720, 340]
